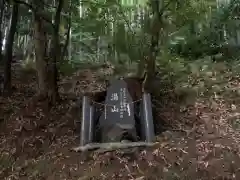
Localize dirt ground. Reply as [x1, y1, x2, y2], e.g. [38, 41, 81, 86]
[1, 66, 240, 180]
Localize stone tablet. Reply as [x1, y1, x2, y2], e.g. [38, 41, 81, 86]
[99, 79, 137, 142]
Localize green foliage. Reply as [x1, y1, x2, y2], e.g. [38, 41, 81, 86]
[10, 0, 240, 92]
[64, 0, 153, 66]
[170, 0, 240, 59]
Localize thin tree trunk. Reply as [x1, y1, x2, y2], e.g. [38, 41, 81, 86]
[143, 0, 173, 93]
[33, 11, 48, 96]
[61, 15, 71, 62]
[0, 0, 5, 63]
[143, 0, 161, 92]
[47, 0, 64, 104]
[3, 3, 19, 95]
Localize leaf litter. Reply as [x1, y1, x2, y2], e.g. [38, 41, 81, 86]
[1, 64, 240, 179]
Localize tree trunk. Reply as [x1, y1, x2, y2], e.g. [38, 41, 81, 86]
[32, 0, 63, 105]
[61, 15, 71, 62]
[143, 0, 161, 92]
[33, 11, 48, 96]
[0, 0, 5, 63]
[3, 3, 19, 95]
[47, 0, 64, 104]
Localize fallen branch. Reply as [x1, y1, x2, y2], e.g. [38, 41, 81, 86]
[72, 142, 158, 152]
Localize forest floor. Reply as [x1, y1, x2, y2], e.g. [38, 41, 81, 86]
[1, 63, 240, 180]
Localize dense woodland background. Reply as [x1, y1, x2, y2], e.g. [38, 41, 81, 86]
[1, 0, 239, 102]
[1, 0, 240, 179]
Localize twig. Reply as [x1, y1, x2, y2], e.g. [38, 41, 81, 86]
[72, 142, 158, 152]
[124, 164, 134, 179]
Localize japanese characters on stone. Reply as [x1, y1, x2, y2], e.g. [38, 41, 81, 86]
[110, 93, 118, 101]
[109, 87, 131, 118]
